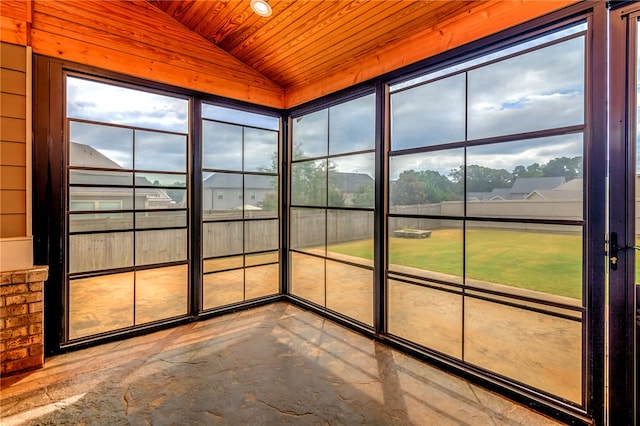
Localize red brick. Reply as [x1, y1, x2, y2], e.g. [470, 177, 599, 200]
[28, 301, 43, 313]
[0, 304, 28, 317]
[0, 341, 5, 352]
[0, 326, 27, 340]
[1, 347, 27, 362]
[28, 323, 42, 335]
[0, 319, 5, 330]
[28, 282, 43, 292]
[0, 296, 5, 307]
[7, 334, 41, 349]
[4, 313, 39, 328]
[3, 354, 42, 374]
[24, 292, 42, 303]
[0, 284, 28, 296]
[0, 273, 11, 285]
[10, 272, 27, 284]
[27, 269, 48, 282]
[29, 344, 43, 356]
[5, 295, 27, 305]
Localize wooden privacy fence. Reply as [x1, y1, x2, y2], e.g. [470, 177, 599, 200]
[69, 199, 584, 272]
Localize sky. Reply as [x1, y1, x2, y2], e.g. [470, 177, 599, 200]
[66, 23, 588, 182]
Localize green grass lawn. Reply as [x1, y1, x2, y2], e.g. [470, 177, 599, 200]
[326, 228, 582, 299]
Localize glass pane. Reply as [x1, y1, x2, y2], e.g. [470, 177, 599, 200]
[329, 94, 375, 155]
[464, 297, 582, 403]
[136, 172, 186, 187]
[66, 76, 188, 133]
[135, 265, 188, 324]
[70, 212, 133, 232]
[465, 222, 582, 300]
[203, 270, 244, 309]
[388, 218, 463, 284]
[70, 187, 133, 211]
[244, 174, 278, 218]
[329, 153, 375, 208]
[290, 252, 325, 306]
[70, 170, 133, 186]
[135, 130, 187, 172]
[326, 210, 373, 266]
[292, 109, 328, 160]
[466, 135, 583, 219]
[244, 128, 278, 172]
[245, 220, 279, 253]
[69, 232, 133, 273]
[390, 74, 465, 150]
[203, 255, 243, 273]
[245, 264, 279, 299]
[468, 36, 585, 140]
[245, 251, 278, 267]
[202, 121, 242, 171]
[203, 221, 243, 257]
[135, 229, 188, 265]
[135, 211, 186, 229]
[202, 173, 244, 216]
[135, 188, 184, 210]
[68, 272, 134, 339]
[202, 103, 279, 131]
[69, 122, 133, 169]
[390, 23, 587, 92]
[291, 159, 327, 206]
[387, 279, 462, 358]
[326, 261, 373, 326]
[290, 208, 325, 254]
[389, 149, 464, 215]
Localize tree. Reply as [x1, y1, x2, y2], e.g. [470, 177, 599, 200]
[352, 182, 374, 208]
[418, 170, 458, 203]
[513, 163, 543, 179]
[391, 170, 428, 205]
[542, 156, 582, 181]
[450, 164, 512, 192]
[288, 145, 344, 206]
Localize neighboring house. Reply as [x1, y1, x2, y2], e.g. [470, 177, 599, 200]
[468, 187, 511, 201]
[468, 176, 567, 201]
[329, 172, 374, 206]
[203, 173, 275, 211]
[69, 142, 175, 211]
[525, 179, 583, 201]
[509, 176, 566, 200]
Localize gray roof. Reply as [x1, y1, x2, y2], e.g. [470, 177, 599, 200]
[70, 142, 122, 169]
[509, 177, 566, 195]
[329, 172, 374, 193]
[526, 189, 582, 200]
[203, 173, 275, 189]
[553, 178, 582, 191]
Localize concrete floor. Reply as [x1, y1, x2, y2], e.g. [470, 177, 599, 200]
[1, 303, 563, 425]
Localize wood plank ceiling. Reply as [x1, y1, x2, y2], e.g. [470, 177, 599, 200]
[147, 0, 481, 93]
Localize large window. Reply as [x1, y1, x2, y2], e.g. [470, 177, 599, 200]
[65, 76, 189, 340]
[289, 94, 376, 326]
[387, 23, 586, 405]
[201, 104, 280, 309]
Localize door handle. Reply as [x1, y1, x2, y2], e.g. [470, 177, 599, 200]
[609, 232, 639, 271]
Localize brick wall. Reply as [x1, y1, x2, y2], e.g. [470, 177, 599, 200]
[1, 267, 48, 376]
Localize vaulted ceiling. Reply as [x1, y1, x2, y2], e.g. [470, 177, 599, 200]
[147, 0, 480, 90]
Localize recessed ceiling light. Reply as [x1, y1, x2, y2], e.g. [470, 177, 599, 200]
[251, 0, 272, 17]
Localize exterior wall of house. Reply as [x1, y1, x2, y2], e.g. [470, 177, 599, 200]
[1, 41, 33, 271]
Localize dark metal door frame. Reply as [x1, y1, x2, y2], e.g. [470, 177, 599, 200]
[608, 3, 639, 425]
